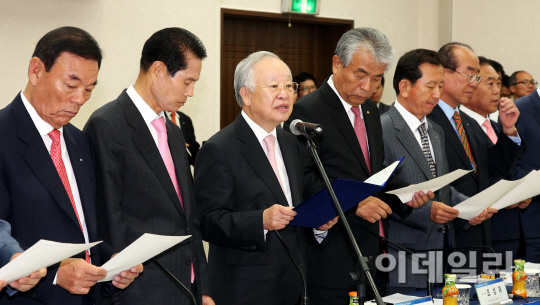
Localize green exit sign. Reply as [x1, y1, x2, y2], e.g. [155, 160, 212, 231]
[282, 0, 320, 15]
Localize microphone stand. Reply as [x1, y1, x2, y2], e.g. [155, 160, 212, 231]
[363, 228, 433, 297]
[304, 136, 385, 305]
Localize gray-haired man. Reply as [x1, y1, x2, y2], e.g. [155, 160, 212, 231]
[286, 27, 433, 304]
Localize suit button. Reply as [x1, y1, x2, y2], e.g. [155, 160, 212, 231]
[185, 258, 192, 265]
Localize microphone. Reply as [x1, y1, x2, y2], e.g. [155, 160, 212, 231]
[289, 119, 323, 136]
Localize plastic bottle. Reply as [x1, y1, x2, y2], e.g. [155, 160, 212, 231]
[512, 259, 527, 298]
[349, 291, 359, 304]
[443, 274, 458, 305]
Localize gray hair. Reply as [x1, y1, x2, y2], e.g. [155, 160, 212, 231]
[335, 27, 394, 72]
[234, 51, 286, 107]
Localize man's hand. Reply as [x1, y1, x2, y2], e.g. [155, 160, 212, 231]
[8, 252, 47, 292]
[263, 205, 296, 230]
[486, 207, 498, 219]
[499, 98, 520, 136]
[518, 198, 532, 209]
[355, 196, 392, 223]
[430, 201, 459, 224]
[57, 258, 107, 295]
[110, 254, 143, 289]
[406, 191, 435, 208]
[317, 216, 338, 231]
[470, 209, 489, 226]
[203, 295, 215, 305]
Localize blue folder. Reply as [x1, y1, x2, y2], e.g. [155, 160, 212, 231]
[290, 157, 404, 228]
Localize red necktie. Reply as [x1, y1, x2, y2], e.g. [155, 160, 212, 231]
[48, 129, 90, 263]
[452, 112, 477, 173]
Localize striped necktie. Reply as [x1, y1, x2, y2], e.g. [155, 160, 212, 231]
[452, 111, 477, 173]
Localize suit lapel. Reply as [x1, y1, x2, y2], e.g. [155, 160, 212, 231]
[322, 82, 370, 176]
[430, 105, 473, 170]
[277, 128, 300, 206]
[13, 96, 82, 229]
[167, 119, 191, 220]
[236, 115, 289, 208]
[427, 120, 445, 177]
[389, 107, 433, 179]
[118, 93, 184, 216]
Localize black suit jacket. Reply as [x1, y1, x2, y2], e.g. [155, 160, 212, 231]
[378, 102, 391, 115]
[285, 79, 410, 290]
[0, 94, 112, 305]
[427, 104, 521, 248]
[84, 90, 208, 305]
[514, 91, 540, 239]
[194, 114, 308, 305]
[174, 111, 199, 166]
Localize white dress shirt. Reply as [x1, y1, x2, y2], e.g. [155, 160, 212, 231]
[394, 100, 436, 163]
[127, 85, 166, 148]
[460, 106, 491, 135]
[327, 76, 371, 155]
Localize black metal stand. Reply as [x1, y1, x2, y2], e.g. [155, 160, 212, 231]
[305, 137, 385, 305]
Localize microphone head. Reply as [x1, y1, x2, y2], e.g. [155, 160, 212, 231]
[289, 119, 302, 136]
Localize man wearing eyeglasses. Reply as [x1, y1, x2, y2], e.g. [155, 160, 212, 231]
[509, 71, 537, 100]
[427, 43, 521, 273]
[194, 51, 337, 305]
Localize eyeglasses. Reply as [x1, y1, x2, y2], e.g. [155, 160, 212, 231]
[299, 85, 317, 92]
[255, 82, 299, 93]
[449, 69, 482, 84]
[513, 79, 538, 86]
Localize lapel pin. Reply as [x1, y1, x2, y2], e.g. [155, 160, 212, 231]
[367, 111, 370, 114]
[80, 158, 83, 162]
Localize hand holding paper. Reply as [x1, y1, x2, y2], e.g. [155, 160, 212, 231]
[7, 252, 46, 292]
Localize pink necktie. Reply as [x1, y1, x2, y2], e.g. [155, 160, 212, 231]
[482, 119, 498, 144]
[351, 106, 371, 175]
[48, 129, 90, 263]
[349, 107, 385, 238]
[151, 117, 195, 282]
[264, 135, 284, 192]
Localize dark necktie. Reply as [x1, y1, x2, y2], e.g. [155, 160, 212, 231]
[417, 123, 437, 178]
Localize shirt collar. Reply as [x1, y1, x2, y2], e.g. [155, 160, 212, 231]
[127, 85, 164, 125]
[328, 75, 362, 115]
[438, 99, 460, 121]
[460, 106, 488, 127]
[241, 110, 277, 144]
[20, 91, 62, 138]
[394, 100, 428, 133]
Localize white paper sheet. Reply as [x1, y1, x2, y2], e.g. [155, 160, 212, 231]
[98, 233, 190, 282]
[386, 169, 471, 203]
[0, 240, 101, 283]
[490, 170, 540, 210]
[365, 293, 421, 305]
[365, 160, 401, 186]
[454, 179, 524, 220]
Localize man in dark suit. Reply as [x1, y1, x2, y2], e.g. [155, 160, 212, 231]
[427, 43, 521, 272]
[382, 49, 488, 293]
[461, 57, 529, 261]
[194, 51, 337, 305]
[285, 28, 433, 304]
[513, 89, 540, 262]
[0, 27, 142, 305]
[166, 111, 200, 165]
[85, 28, 212, 305]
